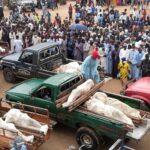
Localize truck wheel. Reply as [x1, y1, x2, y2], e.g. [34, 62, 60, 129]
[3, 68, 16, 83]
[76, 127, 100, 150]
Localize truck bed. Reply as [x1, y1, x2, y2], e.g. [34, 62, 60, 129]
[0, 100, 52, 150]
[76, 105, 150, 141]
[77, 105, 134, 130]
[56, 82, 150, 140]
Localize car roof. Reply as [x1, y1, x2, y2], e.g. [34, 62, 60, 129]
[127, 77, 150, 92]
[24, 42, 58, 52]
[43, 73, 80, 87]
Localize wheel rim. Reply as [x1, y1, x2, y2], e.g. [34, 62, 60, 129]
[80, 134, 93, 147]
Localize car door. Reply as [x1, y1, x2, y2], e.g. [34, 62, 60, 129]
[16, 51, 35, 79]
[30, 86, 57, 117]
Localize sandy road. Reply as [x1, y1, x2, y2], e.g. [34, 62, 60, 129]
[3, 1, 146, 20]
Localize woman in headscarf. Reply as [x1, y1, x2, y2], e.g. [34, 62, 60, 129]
[118, 57, 130, 88]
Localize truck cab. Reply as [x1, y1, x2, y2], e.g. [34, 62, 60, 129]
[0, 42, 71, 82]
[6, 73, 83, 124]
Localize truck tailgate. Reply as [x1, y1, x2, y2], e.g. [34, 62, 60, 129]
[127, 118, 150, 140]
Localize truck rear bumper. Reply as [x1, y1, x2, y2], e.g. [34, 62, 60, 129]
[127, 118, 150, 140]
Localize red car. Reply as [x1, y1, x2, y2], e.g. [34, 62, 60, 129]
[125, 77, 150, 107]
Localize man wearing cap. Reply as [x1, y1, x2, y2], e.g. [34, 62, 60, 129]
[81, 49, 100, 83]
[119, 43, 129, 61]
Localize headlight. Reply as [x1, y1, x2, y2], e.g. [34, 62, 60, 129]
[0, 60, 3, 65]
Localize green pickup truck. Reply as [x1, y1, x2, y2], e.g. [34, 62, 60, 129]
[5, 73, 150, 150]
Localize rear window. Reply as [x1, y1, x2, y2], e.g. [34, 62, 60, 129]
[60, 77, 81, 92]
[57, 76, 83, 99]
[39, 47, 59, 62]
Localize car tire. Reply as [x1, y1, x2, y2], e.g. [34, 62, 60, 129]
[3, 68, 16, 83]
[76, 127, 100, 150]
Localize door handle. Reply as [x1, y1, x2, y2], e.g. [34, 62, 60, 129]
[46, 105, 50, 109]
[12, 66, 16, 69]
[28, 67, 32, 70]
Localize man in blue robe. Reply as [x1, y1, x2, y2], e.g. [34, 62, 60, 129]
[131, 47, 144, 80]
[81, 49, 100, 83]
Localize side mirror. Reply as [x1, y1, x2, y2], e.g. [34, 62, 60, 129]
[31, 96, 34, 100]
[19, 58, 24, 63]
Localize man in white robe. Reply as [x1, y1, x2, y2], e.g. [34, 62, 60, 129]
[9, 31, 16, 51]
[14, 35, 23, 53]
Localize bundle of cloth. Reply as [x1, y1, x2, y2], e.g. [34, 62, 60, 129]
[62, 79, 95, 108]
[84, 92, 142, 128]
[0, 118, 34, 143]
[55, 62, 81, 74]
[4, 109, 49, 135]
[0, 46, 5, 52]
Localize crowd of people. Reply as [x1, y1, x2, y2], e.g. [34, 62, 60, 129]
[0, 0, 149, 86]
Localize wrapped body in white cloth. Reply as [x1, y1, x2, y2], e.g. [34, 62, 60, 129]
[106, 97, 141, 119]
[4, 109, 48, 135]
[0, 118, 34, 143]
[55, 62, 81, 74]
[84, 98, 135, 127]
[92, 92, 141, 119]
[84, 91, 142, 127]
[62, 79, 95, 108]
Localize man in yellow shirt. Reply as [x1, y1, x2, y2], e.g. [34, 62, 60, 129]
[118, 57, 130, 88]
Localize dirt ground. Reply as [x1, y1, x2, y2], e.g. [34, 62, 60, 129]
[4, 1, 149, 20]
[1, 2, 150, 150]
